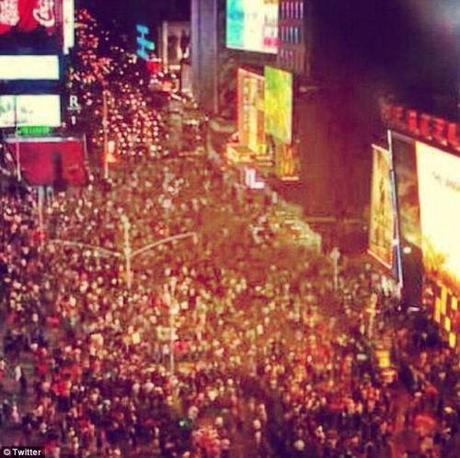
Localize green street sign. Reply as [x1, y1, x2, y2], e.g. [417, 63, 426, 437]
[17, 126, 52, 136]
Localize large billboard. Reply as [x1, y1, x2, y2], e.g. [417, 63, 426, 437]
[416, 142, 460, 295]
[0, 94, 61, 127]
[0, 0, 61, 52]
[0, 55, 59, 79]
[369, 145, 394, 268]
[391, 132, 421, 248]
[226, 0, 279, 54]
[264, 66, 293, 145]
[237, 68, 265, 155]
[391, 131, 423, 305]
[5, 136, 87, 186]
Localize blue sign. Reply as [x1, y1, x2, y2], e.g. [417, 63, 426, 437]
[136, 24, 155, 61]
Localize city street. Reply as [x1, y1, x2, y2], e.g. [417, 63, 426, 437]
[1, 3, 460, 458]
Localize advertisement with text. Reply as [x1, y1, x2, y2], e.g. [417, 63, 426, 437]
[237, 68, 265, 156]
[417, 141, 460, 296]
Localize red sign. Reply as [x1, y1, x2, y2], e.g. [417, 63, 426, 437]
[8, 137, 87, 186]
[380, 98, 460, 151]
[0, 0, 58, 35]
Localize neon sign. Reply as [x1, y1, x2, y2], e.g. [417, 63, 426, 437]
[380, 98, 460, 152]
[136, 24, 155, 61]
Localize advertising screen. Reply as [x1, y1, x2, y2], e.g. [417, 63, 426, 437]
[264, 66, 293, 145]
[391, 132, 421, 248]
[0, 55, 59, 79]
[237, 68, 265, 155]
[226, 0, 279, 54]
[0, 0, 61, 52]
[0, 94, 61, 127]
[417, 142, 460, 295]
[274, 140, 301, 181]
[369, 145, 394, 268]
[6, 136, 87, 186]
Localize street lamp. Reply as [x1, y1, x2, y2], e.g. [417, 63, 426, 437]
[48, 215, 197, 290]
[102, 88, 109, 180]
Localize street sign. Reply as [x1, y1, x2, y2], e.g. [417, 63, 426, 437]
[17, 126, 52, 136]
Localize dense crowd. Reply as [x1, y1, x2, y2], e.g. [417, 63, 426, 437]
[2, 9, 460, 458]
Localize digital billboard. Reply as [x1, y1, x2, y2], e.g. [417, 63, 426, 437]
[369, 145, 394, 268]
[237, 68, 265, 155]
[6, 136, 87, 187]
[264, 66, 293, 145]
[274, 140, 300, 181]
[391, 132, 421, 248]
[0, 94, 61, 127]
[226, 0, 279, 54]
[0, 55, 59, 79]
[0, 0, 60, 52]
[417, 142, 460, 295]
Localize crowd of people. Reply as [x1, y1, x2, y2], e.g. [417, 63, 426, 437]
[1, 9, 460, 458]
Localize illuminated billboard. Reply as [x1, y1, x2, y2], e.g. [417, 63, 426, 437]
[0, 55, 59, 79]
[6, 136, 87, 187]
[226, 0, 279, 54]
[264, 66, 293, 145]
[0, 0, 61, 52]
[417, 142, 460, 295]
[237, 68, 265, 155]
[272, 139, 300, 181]
[369, 145, 394, 268]
[391, 132, 421, 248]
[0, 95, 61, 127]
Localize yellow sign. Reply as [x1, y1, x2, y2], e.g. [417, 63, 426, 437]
[369, 145, 394, 268]
[237, 69, 265, 156]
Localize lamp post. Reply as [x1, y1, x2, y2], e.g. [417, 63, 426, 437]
[48, 216, 197, 290]
[102, 89, 109, 180]
[121, 215, 132, 289]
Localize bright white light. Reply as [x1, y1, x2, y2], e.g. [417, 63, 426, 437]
[0, 95, 61, 127]
[0, 55, 60, 80]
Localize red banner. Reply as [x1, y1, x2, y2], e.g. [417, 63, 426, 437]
[9, 137, 87, 186]
[0, 0, 57, 35]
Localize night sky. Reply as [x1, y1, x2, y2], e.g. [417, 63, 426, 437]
[81, 0, 191, 26]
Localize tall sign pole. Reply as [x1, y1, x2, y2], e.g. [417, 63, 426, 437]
[102, 89, 109, 180]
[121, 215, 132, 290]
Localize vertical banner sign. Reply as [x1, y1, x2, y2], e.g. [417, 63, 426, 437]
[62, 0, 74, 54]
[136, 24, 155, 61]
[237, 69, 265, 156]
[264, 66, 293, 145]
[369, 145, 394, 268]
[276, 141, 301, 181]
